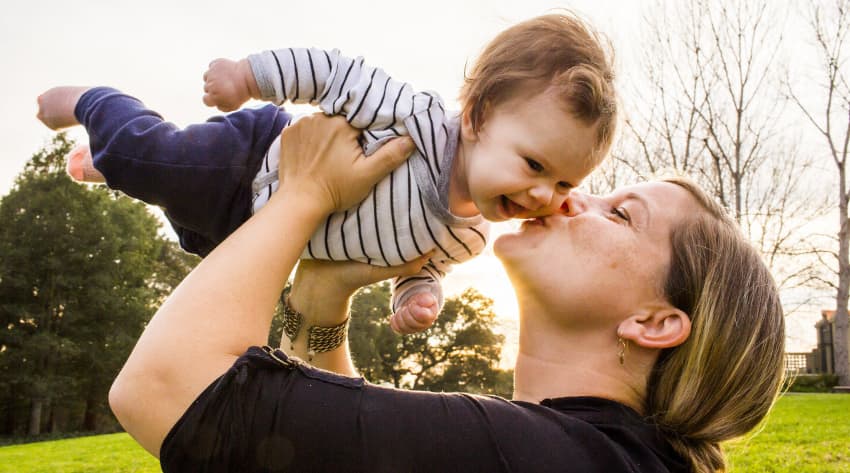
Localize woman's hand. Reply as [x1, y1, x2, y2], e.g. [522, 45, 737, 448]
[274, 114, 416, 214]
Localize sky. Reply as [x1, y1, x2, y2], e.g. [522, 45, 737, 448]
[0, 0, 827, 362]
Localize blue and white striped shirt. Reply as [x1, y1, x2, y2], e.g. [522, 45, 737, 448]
[248, 47, 489, 312]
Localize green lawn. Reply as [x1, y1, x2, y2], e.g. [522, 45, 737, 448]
[1, 393, 847, 472]
[724, 393, 850, 472]
[0, 432, 159, 473]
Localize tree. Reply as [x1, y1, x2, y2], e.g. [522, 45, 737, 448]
[347, 283, 513, 398]
[0, 134, 196, 436]
[606, 0, 828, 305]
[787, 0, 850, 385]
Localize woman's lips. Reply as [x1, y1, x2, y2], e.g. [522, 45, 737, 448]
[521, 217, 545, 228]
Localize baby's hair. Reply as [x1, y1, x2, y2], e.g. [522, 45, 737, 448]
[459, 12, 618, 161]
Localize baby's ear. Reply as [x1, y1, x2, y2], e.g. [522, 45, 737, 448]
[460, 110, 479, 142]
[461, 100, 495, 142]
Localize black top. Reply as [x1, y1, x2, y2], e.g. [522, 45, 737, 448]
[160, 347, 689, 472]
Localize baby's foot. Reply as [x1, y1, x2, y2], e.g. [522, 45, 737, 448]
[390, 292, 439, 334]
[36, 86, 91, 130]
[66, 144, 105, 183]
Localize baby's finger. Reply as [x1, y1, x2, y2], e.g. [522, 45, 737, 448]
[391, 308, 417, 335]
[408, 295, 438, 326]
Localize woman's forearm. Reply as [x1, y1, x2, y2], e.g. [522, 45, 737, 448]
[112, 189, 329, 457]
[109, 116, 412, 458]
[152, 190, 329, 356]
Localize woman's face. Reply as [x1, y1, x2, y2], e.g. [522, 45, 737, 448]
[494, 181, 698, 329]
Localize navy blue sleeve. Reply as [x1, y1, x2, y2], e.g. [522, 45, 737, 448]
[74, 87, 291, 255]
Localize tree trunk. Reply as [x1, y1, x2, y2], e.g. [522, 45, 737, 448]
[1, 406, 14, 436]
[27, 398, 42, 436]
[835, 289, 850, 387]
[46, 398, 56, 434]
[834, 166, 850, 385]
[83, 397, 98, 431]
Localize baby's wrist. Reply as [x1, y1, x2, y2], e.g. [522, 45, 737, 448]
[238, 58, 261, 100]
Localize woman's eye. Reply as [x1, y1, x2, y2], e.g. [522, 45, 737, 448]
[612, 207, 630, 222]
[525, 158, 543, 172]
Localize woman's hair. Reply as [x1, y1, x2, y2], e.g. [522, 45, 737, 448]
[459, 13, 618, 161]
[646, 176, 786, 473]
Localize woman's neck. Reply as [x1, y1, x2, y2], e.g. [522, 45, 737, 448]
[512, 312, 649, 414]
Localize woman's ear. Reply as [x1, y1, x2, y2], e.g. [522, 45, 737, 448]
[618, 303, 691, 349]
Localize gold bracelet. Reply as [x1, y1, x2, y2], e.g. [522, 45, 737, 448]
[282, 296, 349, 360]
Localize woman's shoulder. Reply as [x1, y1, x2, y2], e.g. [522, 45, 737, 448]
[527, 396, 691, 473]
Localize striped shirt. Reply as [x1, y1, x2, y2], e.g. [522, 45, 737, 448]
[248, 48, 489, 312]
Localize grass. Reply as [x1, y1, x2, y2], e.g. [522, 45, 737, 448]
[724, 393, 850, 472]
[0, 393, 847, 472]
[0, 432, 159, 473]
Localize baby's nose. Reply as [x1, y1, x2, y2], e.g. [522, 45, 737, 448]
[529, 185, 555, 207]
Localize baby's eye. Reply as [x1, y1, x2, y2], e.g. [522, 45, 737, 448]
[524, 158, 544, 172]
[557, 181, 572, 192]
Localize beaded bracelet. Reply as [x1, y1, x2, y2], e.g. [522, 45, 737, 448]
[283, 296, 349, 361]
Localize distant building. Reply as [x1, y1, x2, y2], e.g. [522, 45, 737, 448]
[785, 310, 835, 375]
[812, 310, 835, 374]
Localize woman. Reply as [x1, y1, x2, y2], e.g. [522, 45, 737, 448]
[107, 115, 785, 473]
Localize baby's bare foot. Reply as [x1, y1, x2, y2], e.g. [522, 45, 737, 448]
[66, 144, 105, 183]
[36, 86, 91, 130]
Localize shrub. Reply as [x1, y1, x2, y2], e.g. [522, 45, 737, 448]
[785, 374, 840, 393]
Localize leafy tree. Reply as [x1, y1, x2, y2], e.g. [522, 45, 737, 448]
[0, 134, 196, 436]
[348, 283, 513, 398]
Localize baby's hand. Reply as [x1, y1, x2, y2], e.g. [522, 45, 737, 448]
[202, 58, 256, 112]
[36, 86, 91, 130]
[390, 292, 439, 334]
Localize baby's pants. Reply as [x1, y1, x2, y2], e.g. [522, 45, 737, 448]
[75, 87, 292, 256]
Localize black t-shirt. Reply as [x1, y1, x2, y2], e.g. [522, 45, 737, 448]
[160, 346, 689, 472]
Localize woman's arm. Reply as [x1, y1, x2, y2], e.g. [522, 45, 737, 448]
[108, 114, 414, 457]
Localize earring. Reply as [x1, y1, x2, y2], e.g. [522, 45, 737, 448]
[617, 337, 629, 365]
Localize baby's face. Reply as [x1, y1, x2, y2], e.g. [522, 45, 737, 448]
[458, 89, 601, 222]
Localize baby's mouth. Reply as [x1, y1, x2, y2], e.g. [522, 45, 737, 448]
[500, 196, 527, 218]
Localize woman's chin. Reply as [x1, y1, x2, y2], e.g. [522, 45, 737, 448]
[493, 232, 531, 267]
[494, 222, 544, 256]
[492, 232, 518, 260]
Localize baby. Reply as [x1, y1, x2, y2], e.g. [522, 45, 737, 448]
[36, 13, 617, 336]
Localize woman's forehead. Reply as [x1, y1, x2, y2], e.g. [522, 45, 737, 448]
[611, 181, 692, 206]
